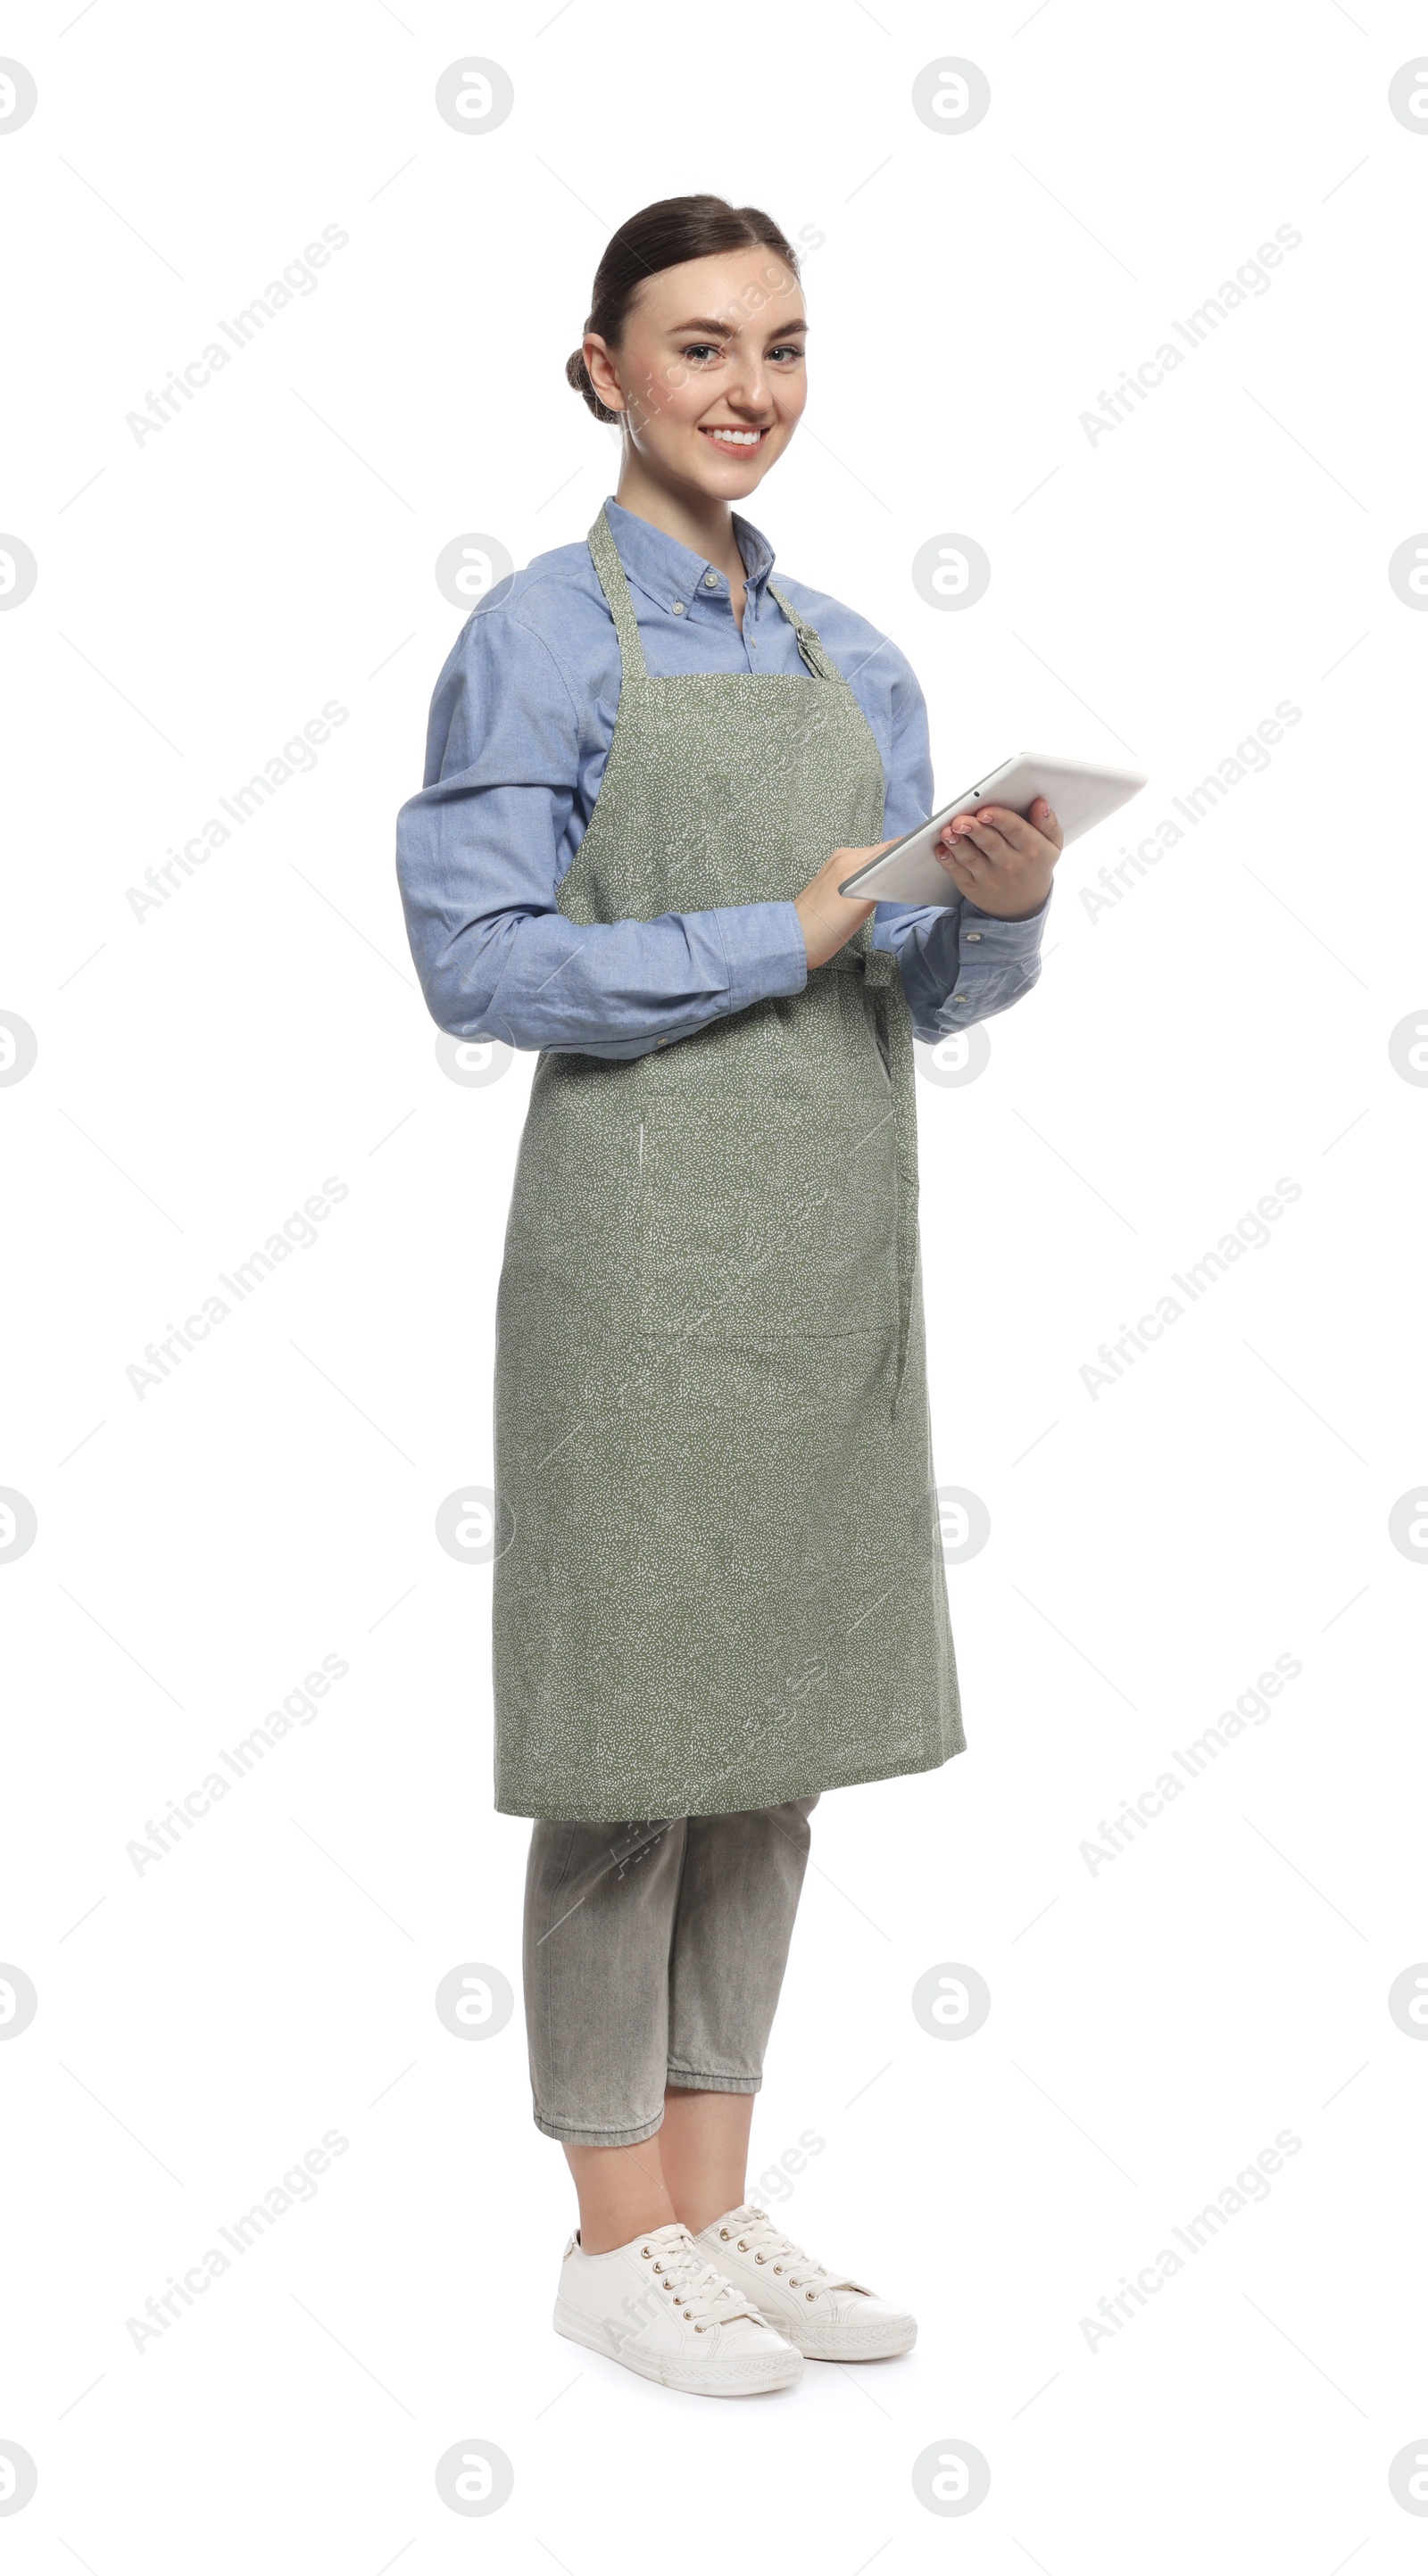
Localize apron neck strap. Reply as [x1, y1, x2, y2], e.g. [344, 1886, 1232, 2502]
[586, 502, 846, 687]
[766, 579, 844, 682]
[586, 504, 650, 677]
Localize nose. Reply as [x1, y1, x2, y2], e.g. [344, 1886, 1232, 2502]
[726, 355, 774, 416]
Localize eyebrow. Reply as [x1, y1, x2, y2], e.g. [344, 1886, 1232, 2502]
[670, 315, 809, 336]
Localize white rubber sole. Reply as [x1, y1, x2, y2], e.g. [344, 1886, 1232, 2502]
[794, 2314, 918, 2362]
[553, 2299, 803, 2396]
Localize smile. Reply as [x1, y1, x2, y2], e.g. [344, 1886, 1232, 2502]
[699, 426, 769, 451]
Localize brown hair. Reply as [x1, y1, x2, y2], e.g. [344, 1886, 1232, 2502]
[566, 194, 801, 425]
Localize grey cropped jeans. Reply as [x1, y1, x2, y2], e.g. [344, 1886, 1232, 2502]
[522, 1798, 819, 2147]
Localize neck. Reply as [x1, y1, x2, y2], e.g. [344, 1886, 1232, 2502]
[611, 453, 748, 584]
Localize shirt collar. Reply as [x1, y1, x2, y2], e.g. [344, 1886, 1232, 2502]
[602, 494, 776, 614]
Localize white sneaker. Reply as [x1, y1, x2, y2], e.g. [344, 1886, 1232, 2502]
[552, 2220, 804, 2396]
[693, 2204, 917, 2361]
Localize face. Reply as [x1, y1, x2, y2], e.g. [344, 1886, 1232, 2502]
[585, 246, 808, 502]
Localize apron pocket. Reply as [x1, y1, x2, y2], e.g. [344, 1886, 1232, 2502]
[637, 1103, 901, 1345]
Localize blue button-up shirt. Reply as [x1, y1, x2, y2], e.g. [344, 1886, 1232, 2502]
[394, 495, 1050, 1058]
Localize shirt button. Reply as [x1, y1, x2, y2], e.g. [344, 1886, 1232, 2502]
[703, 571, 718, 588]
[952, 995, 970, 1006]
[656, 1037, 668, 1047]
[670, 601, 685, 615]
[966, 931, 983, 941]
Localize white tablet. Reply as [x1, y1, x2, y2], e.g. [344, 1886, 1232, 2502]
[838, 751, 1149, 907]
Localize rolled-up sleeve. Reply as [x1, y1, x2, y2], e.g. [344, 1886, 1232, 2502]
[868, 648, 1050, 1045]
[394, 601, 809, 1057]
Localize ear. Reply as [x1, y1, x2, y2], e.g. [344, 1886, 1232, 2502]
[584, 333, 626, 416]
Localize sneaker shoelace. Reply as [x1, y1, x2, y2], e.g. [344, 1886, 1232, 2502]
[717, 2204, 859, 2305]
[638, 2226, 766, 2332]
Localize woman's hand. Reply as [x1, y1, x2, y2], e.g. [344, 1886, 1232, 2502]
[793, 841, 892, 971]
[933, 796, 1063, 919]
[796, 798, 1063, 969]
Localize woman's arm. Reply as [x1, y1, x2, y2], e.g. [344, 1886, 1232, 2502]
[869, 653, 1051, 1045]
[394, 606, 809, 1057]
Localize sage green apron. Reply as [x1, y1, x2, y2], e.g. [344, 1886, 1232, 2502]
[492, 504, 963, 1821]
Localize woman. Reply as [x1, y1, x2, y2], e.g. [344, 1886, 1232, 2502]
[396, 195, 1059, 2398]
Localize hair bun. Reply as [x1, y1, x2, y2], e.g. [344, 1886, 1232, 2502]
[566, 344, 620, 426]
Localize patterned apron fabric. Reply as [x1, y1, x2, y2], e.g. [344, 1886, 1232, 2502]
[492, 504, 963, 1820]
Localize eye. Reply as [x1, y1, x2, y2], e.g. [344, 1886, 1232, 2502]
[679, 343, 722, 364]
[768, 344, 806, 364]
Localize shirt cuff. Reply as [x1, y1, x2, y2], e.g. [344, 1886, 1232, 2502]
[717, 899, 809, 1017]
[930, 884, 1050, 1029]
[959, 885, 1052, 959]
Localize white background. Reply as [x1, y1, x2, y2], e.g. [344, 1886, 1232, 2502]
[4, 0, 1426, 2565]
